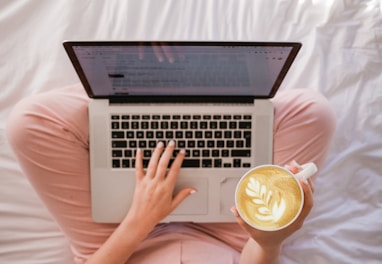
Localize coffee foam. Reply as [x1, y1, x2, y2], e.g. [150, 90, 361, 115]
[236, 166, 302, 230]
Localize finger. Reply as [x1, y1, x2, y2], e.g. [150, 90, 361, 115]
[135, 148, 144, 179]
[171, 188, 196, 211]
[307, 177, 315, 193]
[231, 206, 254, 233]
[166, 148, 185, 183]
[146, 141, 165, 177]
[298, 178, 314, 221]
[156, 140, 176, 179]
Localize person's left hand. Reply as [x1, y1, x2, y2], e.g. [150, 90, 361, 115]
[232, 177, 314, 249]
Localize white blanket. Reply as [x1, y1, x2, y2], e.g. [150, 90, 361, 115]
[1, 0, 381, 263]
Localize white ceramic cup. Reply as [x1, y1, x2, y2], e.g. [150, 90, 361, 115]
[235, 162, 317, 231]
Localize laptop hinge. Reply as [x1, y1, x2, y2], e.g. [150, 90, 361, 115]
[109, 96, 255, 104]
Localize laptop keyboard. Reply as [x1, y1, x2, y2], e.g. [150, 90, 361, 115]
[110, 114, 252, 169]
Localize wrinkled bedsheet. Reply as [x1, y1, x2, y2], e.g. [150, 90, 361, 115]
[1, 0, 381, 263]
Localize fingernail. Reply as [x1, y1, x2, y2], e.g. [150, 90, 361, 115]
[168, 140, 175, 147]
[190, 189, 197, 194]
[157, 141, 164, 148]
[180, 149, 186, 154]
[230, 206, 239, 217]
[302, 176, 309, 185]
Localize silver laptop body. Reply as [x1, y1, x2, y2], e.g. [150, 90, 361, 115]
[63, 41, 301, 223]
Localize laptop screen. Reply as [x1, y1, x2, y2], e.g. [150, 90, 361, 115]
[64, 41, 301, 99]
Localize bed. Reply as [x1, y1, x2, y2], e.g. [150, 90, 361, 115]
[1, 0, 381, 263]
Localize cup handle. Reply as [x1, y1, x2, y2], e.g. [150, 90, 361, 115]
[294, 162, 318, 181]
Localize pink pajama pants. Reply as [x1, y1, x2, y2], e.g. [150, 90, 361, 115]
[7, 84, 336, 263]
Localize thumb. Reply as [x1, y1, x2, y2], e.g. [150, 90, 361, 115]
[171, 188, 197, 210]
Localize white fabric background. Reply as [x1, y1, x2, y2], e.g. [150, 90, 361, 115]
[1, 0, 381, 263]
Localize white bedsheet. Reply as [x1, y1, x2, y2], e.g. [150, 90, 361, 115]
[1, 0, 381, 263]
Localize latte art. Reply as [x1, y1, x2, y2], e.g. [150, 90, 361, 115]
[236, 166, 303, 230]
[245, 177, 286, 223]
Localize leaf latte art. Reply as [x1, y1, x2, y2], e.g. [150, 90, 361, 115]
[236, 167, 303, 230]
[245, 177, 286, 222]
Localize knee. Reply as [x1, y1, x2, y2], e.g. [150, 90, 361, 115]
[6, 96, 41, 153]
[274, 89, 337, 138]
[296, 89, 337, 137]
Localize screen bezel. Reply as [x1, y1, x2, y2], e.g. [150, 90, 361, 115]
[63, 41, 302, 103]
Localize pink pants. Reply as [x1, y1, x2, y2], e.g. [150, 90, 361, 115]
[7, 84, 336, 263]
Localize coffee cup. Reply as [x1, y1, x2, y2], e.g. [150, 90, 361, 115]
[235, 162, 317, 231]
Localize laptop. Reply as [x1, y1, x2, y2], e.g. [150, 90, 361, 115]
[63, 41, 301, 223]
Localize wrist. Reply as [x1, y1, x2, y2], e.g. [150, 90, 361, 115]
[120, 213, 156, 240]
[245, 238, 282, 264]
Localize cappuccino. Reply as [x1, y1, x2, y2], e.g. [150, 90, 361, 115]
[235, 165, 306, 231]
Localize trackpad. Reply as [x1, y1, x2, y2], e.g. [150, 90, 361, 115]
[172, 178, 208, 215]
[220, 177, 239, 215]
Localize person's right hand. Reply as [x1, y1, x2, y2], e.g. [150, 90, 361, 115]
[127, 140, 195, 229]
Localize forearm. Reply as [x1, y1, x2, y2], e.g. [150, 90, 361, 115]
[240, 238, 281, 264]
[85, 215, 155, 264]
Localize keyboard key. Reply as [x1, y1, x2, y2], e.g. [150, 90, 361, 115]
[182, 159, 200, 168]
[202, 159, 212, 168]
[202, 149, 210, 157]
[121, 122, 129, 129]
[175, 131, 183, 138]
[129, 141, 137, 148]
[122, 159, 130, 168]
[236, 140, 244, 148]
[209, 121, 218, 129]
[239, 121, 251, 129]
[112, 150, 123, 157]
[138, 140, 147, 148]
[141, 121, 149, 129]
[233, 159, 241, 167]
[231, 149, 251, 157]
[214, 159, 222, 168]
[187, 140, 196, 148]
[112, 159, 121, 168]
[124, 150, 133, 157]
[165, 131, 174, 138]
[192, 149, 200, 157]
[111, 122, 119, 129]
[112, 140, 127, 148]
[234, 131, 242, 138]
[161, 121, 169, 129]
[190, 121, 198, 129]
[112, 131, 124, 138]
[143, 149, 152, 157]
[195, 131, 203, 138]
[131, 121, 139, 129]
[219, 121, 227, 129]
